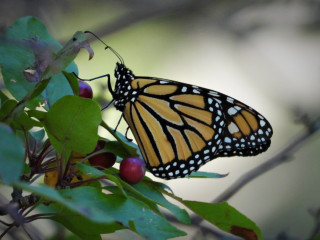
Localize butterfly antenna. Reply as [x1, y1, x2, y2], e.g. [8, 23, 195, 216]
[84, 31, 124, 65]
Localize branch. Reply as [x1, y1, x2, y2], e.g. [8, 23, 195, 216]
[0, 191, 40, 217]
[213, 115, 320, 204]
[166, 115, 320, 235]
[308, 208, 320, 239]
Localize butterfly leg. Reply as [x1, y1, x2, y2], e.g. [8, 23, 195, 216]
[101, 99, 114, 110]
[74, 73, 115, 109]
[73, 72, 110, 82]
[113, 112, 124, 132]
[125, 127, 132, 142]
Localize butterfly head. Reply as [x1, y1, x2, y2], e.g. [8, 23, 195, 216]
[113, 62, 136, 111]
[114, 62, 134, 80]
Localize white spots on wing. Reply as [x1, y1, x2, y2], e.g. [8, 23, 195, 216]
[227, 107, 237, 116]
[228, 122, 239, 134]
[227, 97, 234, 104]
[214, 98, 222, 104]
[209, 91, 220, 97]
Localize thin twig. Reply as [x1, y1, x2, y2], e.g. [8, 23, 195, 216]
[0, 224, 14, 238]
[308, 209, 320, 239]
[167, 115, 320, 233]
[213, 115, 320, 204]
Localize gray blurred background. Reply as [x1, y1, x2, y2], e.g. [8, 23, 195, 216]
[1, 0, 320, 239]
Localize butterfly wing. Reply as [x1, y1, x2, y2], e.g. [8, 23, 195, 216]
[123, 77, 272, 179]
[209, 91, 273, 158]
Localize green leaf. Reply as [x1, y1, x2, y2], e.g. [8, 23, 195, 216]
[19, 183, 185, 239]
[36, 30, 94, 106]
[63, 71, 79, 96]
[22, 162, 31, 175]
[41, 31, 93, 80]
[28, 77, 52, 101]
[183, 201, 262, 240]
[133, 183, 190, 225]
[26, 109, 47, 122]
[104, 173, 128, 198]
[50, 207, 122, 239]
[104, 140, 136, 158]
[0, 99, 25, 123]
[29, 129, 45, 142]
[144, 178, 174, 195]
[100, 120, 139, 157]
[105, 180, 159, 210]
[44, 65, 75, 107]
[188, 171, 229, 178]
[0, 99, 42, 130]
[0, 17, 93, 111]
[76, 162, 105, 178]
[59, 187, 185, 240]
[0, 123, 25, 184]
[15, 183, 115, 223]
[0, 90, 9, 103]
[44, 95, 101, 155]
[0, 16, 68, 107]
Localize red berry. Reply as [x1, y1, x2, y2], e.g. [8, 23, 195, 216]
[78, 81, 93, 99]
[119, 157, 146, 184]
[88, 140, 116, 169]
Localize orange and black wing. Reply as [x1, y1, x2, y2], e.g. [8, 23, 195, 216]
[207, 91, 272, 158]
[123, 77, 272, 179]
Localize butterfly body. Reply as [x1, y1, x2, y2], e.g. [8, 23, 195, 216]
[112, 62, 273, 179]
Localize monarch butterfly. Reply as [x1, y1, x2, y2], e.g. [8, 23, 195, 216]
[86, 32, 273, 179]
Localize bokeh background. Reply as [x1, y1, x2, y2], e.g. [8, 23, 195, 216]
[1, 0, 320, 239]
